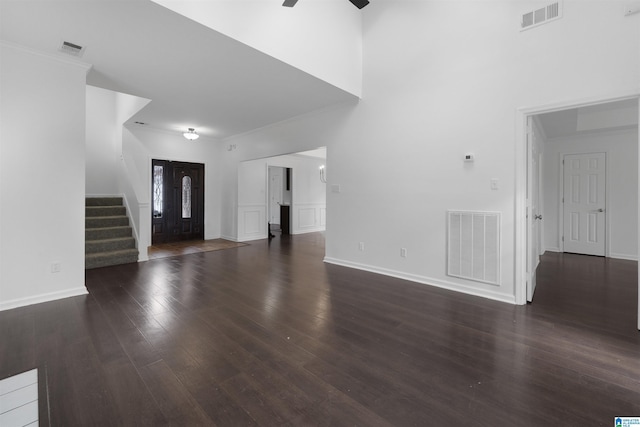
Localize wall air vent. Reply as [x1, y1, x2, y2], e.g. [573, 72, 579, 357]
[447, 211, 500, 286]
[59, 40, 85, 57]
[521, 1, 562, 31]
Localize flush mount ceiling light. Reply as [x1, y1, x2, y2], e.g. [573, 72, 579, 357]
[283, 0, 369, 9]
[183, 128, 199, 141]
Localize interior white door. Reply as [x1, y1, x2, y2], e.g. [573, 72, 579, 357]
[562, 152, 606, 256]
[269, 167, 283, 224]
[526, 118, 541, 302]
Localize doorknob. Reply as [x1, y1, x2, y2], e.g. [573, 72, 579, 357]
[534, 214, 542, 220]
[590, 208, 605, 213]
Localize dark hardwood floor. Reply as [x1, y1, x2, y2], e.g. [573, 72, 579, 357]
[1, 234, 639, 426]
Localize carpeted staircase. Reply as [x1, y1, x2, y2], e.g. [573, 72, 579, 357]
[85, 197, 139, 269]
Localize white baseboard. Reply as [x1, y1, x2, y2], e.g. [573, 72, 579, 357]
[238, 234, 267, 243]
[292, 226, 326, 235]
[0, 287, 88, 312]
[323, 257, 516, 305]
[221, 235, 240, 242]
[544, 248, 637, 261]
[609, 252, 638, 261]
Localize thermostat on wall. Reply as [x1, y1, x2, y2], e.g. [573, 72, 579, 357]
[464, 153, 475, 162]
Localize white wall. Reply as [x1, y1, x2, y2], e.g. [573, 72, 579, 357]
[542, 130, 638, 260]
[221, 1, 640, 304]
[151, 0, 362, 97]
[86, 85, 119, 195]
[0, 42, 90, 310]
[237, 153, 327, 241]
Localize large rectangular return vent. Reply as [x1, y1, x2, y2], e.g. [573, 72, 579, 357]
[447, 211, 500, 285]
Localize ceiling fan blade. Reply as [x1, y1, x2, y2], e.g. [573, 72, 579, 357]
[348, 0, 369, 9]
[282, 0, 299, 7]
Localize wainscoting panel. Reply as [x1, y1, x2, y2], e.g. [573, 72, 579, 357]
[298, 208, 317, 229]
[244, 211, 261, 234]
[238, 205, 267, 241]
[292, 203, 326, 234]
[447, 210, 500, 285]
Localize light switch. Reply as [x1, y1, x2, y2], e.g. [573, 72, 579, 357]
[331, 184, 341, 193]
[490, 179, 499, 190]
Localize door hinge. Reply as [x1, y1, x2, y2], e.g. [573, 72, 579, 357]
[562, 236, 564, 242]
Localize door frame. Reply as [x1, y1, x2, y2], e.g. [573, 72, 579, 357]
[151, 158, 205, 244]
[265, 164, 293, 235]
[514, 90, 640, 319]
[268, 166, 284, 225]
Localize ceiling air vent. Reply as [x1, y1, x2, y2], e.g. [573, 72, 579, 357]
[59, 41, 85, 57]
[521, 1, 562, 31]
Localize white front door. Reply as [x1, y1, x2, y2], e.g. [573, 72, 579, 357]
[562, 152, 606, 256]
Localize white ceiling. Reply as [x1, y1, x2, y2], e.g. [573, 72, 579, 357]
[536, 98, 638, 140]
[0, 0, 358, 139]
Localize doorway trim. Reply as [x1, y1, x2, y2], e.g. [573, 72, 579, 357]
[515, 90, 640, 308]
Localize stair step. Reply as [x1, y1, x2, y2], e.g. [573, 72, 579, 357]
[85, 249, 139, 270]
[85, 197, 138, 269]
[86, 216, 129, 229]
[86, 226, 133, 241]
[86, 206, 126, 217]
[86, 237, 136, 254]
[86, 197, 123, 207]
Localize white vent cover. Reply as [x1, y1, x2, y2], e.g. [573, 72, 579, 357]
[59, 40, 85, 57]
[521, 1, 562, 31]
[447, 211, 500, 285]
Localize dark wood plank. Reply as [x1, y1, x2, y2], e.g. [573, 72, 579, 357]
[137, 360, 215, 426]
[1, 236, 639, 425]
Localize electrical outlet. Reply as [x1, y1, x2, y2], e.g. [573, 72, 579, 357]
[51, 262, 61, 273]
[400, 248, 407, 258]
[359, 242, 365, 251]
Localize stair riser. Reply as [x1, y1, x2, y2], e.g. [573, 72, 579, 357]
[86, 216, 129, 228]
[86, 227, 133, 240]
[86, 252, 138, 269]
[86, 206, 126, 217]
[86, 197, 123, 207]
[86, 238, 136, 254]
